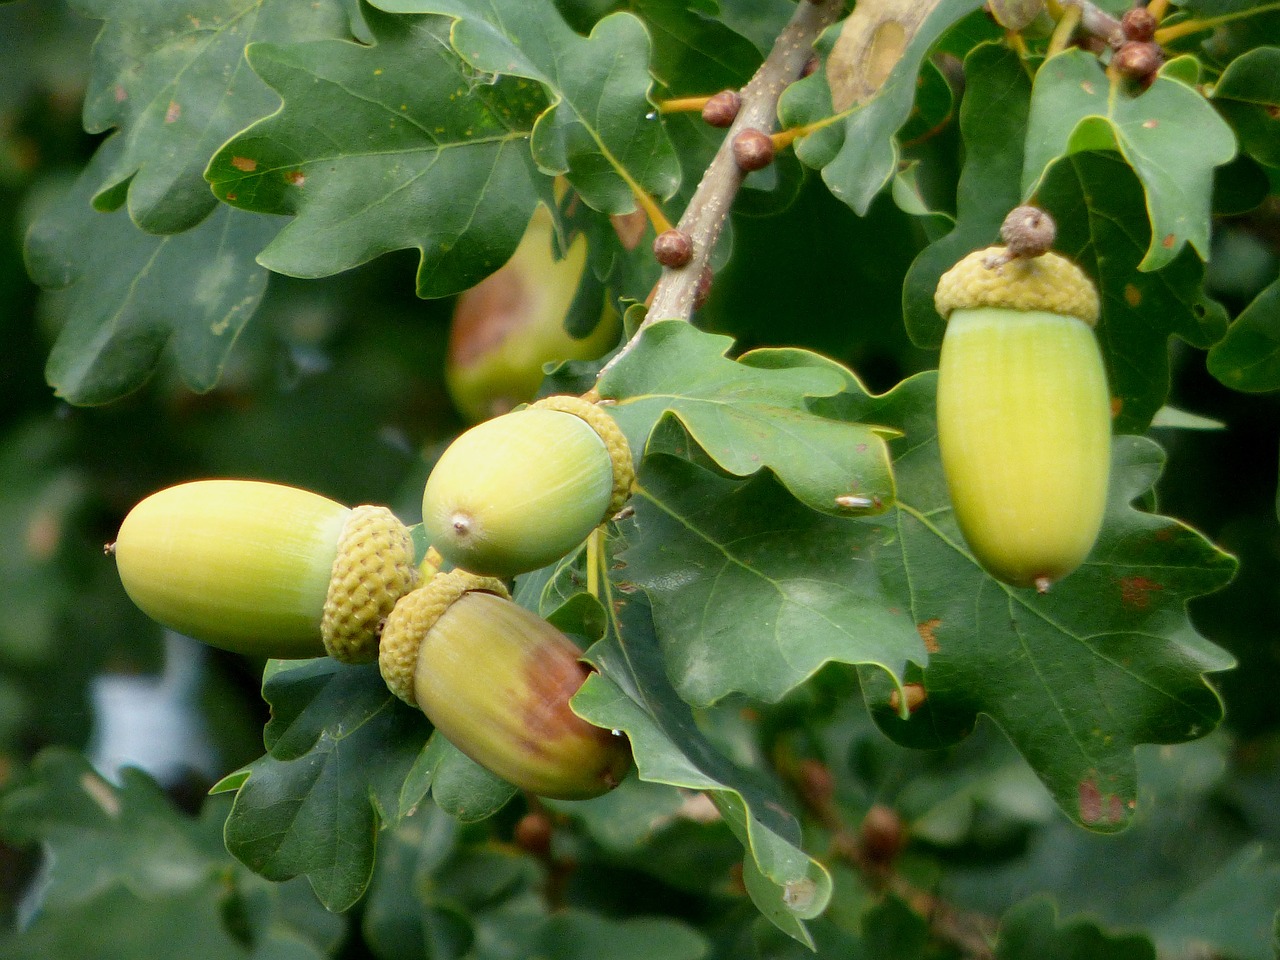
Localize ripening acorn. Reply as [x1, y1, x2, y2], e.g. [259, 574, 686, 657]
[422, 394, 634, 578]
[934, 245, 1111, 591]
[446, 205, 622, 424]
[112, 480, 419, 661]
[379, 570, 632, 800]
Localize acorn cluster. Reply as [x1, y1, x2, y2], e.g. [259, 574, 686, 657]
[112, 390, 635, 800]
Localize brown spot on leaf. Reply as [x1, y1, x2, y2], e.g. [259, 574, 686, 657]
[1162, 233, 1176, 248]
[230, 156, 257, 172]
[165, 100, 181, 123]
[1110, 396, 1123, 418]
[285, 170, 306, 187]
[1082, 81, 1095, 95]
[1123, 283, 1141, 307]
[1119, 575, 1164, 610]
[114, 84, 127, 103]
[916, 618, 941, 653]
[225, 193, 237, 202]
[1142, 119, 1158, 129]
[1078, 777, 1126, 825]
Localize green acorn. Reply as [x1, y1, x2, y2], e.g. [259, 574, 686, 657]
[112, 480, 419, 661]
[422, 394, 634, 578]
[934, 237, 1110, 591]
[446, 204, 622, 424]
[379, 570, 632, 800]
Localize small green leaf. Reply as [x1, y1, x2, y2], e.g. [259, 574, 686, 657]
[1148, 845, 1280, 960]
[27, 135, 277, 405]
[1206, 277, 1280, 392]
[851, 373, 1237, 832]
[71, 0, 355, 233]
[418, 733, 518, 823]
[569, 594, 832, 948]
[1213, 46, 1280, 166]
[369, 0, 681, 215]
[0, 748, 228, 905]
[995, 897, 1156, 960]
[778, 0, 985, 215]
[0, 749, 335, 960]
[222, 659, 430, 911]
[207, 13, 548, 298]
[598, 320, 896, 517]
[1022, 49, 1237, 270]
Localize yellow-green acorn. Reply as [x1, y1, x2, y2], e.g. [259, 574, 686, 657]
[934, 239, 1110, 592]
[112, 480, 419, 661]
[446, 205, 622, 424]
[422, 394, 634, 578]
[379, 570, 632, 800]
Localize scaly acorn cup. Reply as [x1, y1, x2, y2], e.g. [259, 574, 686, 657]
[934, 246, 1110, 591]
[446, 204, 622, 424]
[112, 480, 419, 661]
[379, 570, 632, 800]
[422, 394, 634, 578]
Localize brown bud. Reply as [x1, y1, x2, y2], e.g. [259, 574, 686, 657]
[693, 265, 714, 310]
[999, 205, 1056, 260]
[732, 128, 775, 173]
[1121, 7, 1157, 42]
[860, 804, 906, 867]
[701, 90, 741, 128]
[514, 810, 554, 857]
[1112, 40, 1164, 83]
[653, 228, 693, 269]
[795, 759, 836, 819]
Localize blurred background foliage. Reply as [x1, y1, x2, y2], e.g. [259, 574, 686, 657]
[1, 1, 1279, 958]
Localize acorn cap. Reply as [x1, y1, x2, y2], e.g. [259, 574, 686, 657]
[530, 394, 634, 515]
[934, 247, 1100, 326]
[379, 569, 510, 704]
[322, 505, 421, 663]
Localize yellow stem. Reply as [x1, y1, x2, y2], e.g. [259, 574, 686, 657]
[771, 127, 803, 151]
[1147, 0, 1169, 20]
[632, 188, 674, 235]
[1045, 0, 1065, 18]
[1047, 2, 1082, 58]
[659, 95, 713, 114]
[1006, 29, 1029, 59]
[586, 527, 602, 600]
[1155, 2, 1280, 43]
[771, 111, 848, 152]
